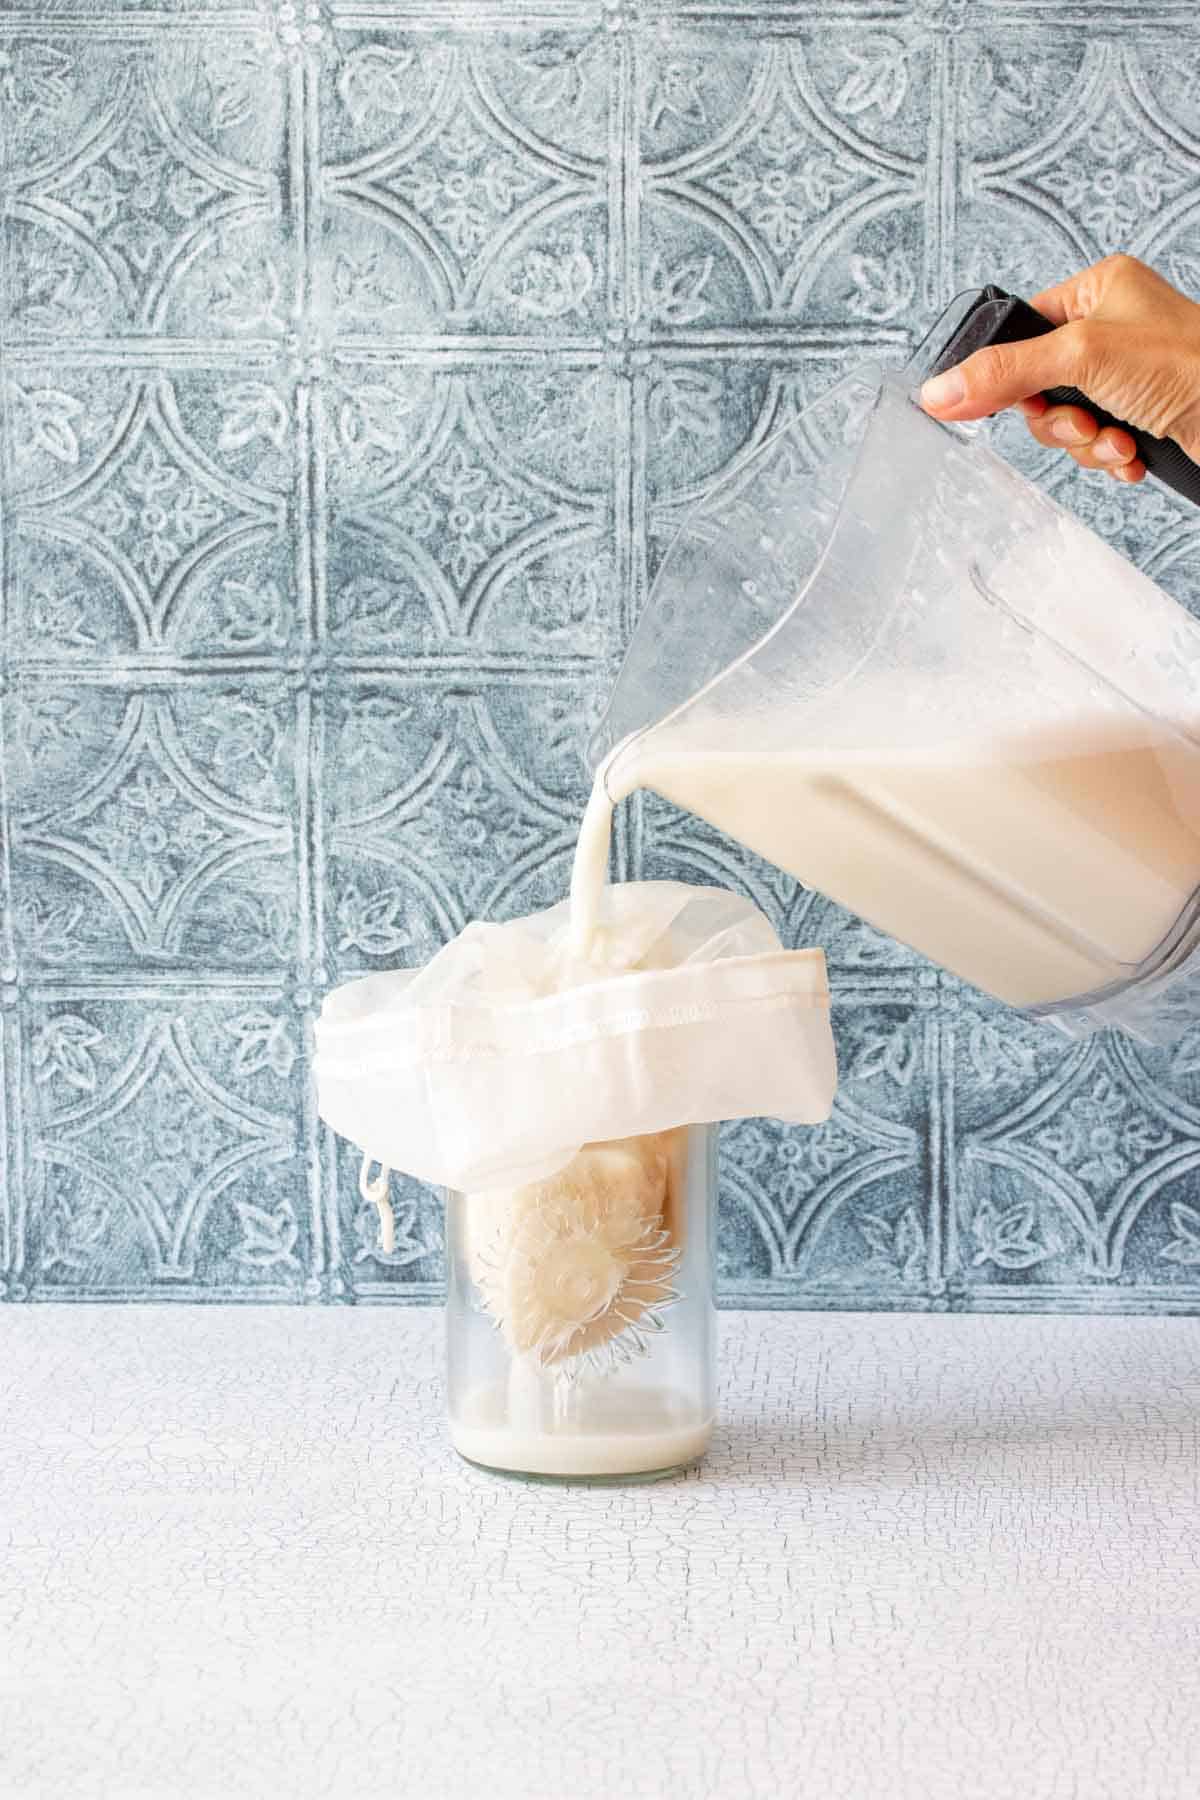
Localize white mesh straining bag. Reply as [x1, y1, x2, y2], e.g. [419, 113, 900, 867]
[314, 881, 836, 1244]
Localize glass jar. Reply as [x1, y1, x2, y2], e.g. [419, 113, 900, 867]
[445, 1124, 717, 1482]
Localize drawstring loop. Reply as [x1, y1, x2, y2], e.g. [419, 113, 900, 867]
[359, 1156, 395, 1255]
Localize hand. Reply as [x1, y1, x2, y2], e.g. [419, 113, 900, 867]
[919, 255, 1200, 485]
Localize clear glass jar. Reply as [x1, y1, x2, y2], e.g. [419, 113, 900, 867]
[445, 1125, 717, 1482]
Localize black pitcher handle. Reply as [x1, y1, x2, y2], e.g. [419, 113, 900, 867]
[929, 284, 1200, 508]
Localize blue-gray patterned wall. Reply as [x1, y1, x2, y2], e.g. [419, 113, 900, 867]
[3, 1, 1200, 1309]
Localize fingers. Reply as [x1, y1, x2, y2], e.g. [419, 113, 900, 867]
[1019, 400, 1146, 481]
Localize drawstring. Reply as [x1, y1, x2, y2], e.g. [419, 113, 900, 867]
[359, 1156, 395, 1255]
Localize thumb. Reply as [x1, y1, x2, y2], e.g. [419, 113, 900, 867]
[920, 323, 1091, 421]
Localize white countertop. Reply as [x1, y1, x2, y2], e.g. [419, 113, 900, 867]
[4, 1307, 1200, 1800]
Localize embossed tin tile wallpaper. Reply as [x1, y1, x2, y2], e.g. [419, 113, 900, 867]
[3, 1, 1200, 1309]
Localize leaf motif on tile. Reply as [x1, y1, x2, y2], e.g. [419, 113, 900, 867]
[645, 253, 713, 325]
[527, 563, 601, 640]
[1160, 1201, 1200, 1266]
[967, 48, 1036, 117]
[0, 42, 74, 114]
[967, 1017, 1037, 1089]
[330, 580, 422, 646]
[225, 1013, 297, 1080]
[848, 1023, 919, 1088]
[354, 1193, 428, 1266]
[971, 1198, 1052, 1270]
[522, 690, 592, 771]
[14, 691, 84, 765]
[858, 1204, 925, 1278]
[196, 696, 280, 785]
[337, 383, 415, 455]
[335, 695, 416, 770]
[8, 382, 83, 467]
[336, 884, 412, 958]
[525, 368, 614, 454]
[518, 39, 594, 116]
[334, 252, 405, 316]
[40, 1182, 110, 1276]
[14, 257, 98, 335]
[648, 368, 722, 448]
[337, 45, 417, 129]
[33, 1015, 104, 1094]
[16, 896, 87, 963]
[198, 44, 263, 130]
[202, 887, 293, 966]
[846, 249, 915, 323]
[645, 57, 708, 133]
[833, 38, 909, 120]
[232, 1198, 300, 1269]
[217, 383, 289, 453]
[210, 246, 284, 332]
[218, 577, 288, 651]
[27, 587, 96, 650]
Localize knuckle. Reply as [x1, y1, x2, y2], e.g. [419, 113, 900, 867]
[1063, 318, 1099, 367]
[1102, 252, 1144, 283]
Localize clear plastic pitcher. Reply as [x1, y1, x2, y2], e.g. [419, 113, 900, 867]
[589, 292, 1200, 1044]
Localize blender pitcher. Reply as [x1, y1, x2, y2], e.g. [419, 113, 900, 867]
[589, 289, 1200, 1044]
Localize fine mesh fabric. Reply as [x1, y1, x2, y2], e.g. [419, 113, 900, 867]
[314, 882, 837, 1245]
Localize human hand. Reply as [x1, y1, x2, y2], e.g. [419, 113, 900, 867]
[919, 255, 1200, 485]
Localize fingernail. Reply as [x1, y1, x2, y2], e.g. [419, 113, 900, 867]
[1051, 417, 1086, 444]
[1094, 439, 1125, 463]
[921, 370, 965, 412]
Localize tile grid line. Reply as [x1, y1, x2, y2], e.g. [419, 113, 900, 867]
[0, 82, 22, 1290]
[2, 6, 1197, 34]
[929, 29, 959, 1305]
[293, 42, 338, 1293]
[614, 23, 644, 886]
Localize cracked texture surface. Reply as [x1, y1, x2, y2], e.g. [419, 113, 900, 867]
[4, 1305, 1200, 1798]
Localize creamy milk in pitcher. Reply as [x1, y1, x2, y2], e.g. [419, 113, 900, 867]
[578, 290, 1200, 1043]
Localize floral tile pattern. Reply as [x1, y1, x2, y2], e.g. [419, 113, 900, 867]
[2, 2, 1200, 1306]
